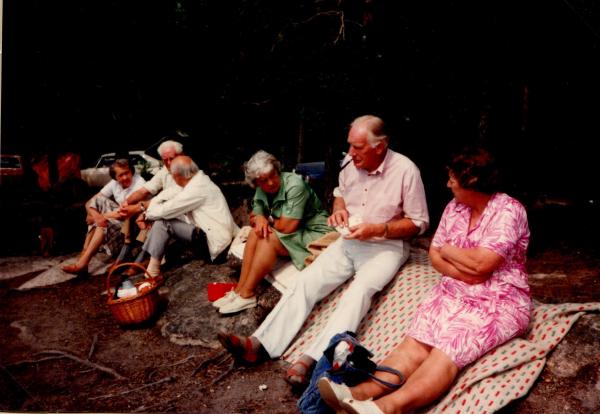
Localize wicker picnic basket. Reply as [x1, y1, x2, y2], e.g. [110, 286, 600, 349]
[106, 262, 163, 325]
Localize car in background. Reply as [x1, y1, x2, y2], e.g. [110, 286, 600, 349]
[80, 151, 161, 188]
[0, 154, 25, 186]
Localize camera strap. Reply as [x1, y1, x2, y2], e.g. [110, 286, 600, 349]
[343, 360, 405, 390]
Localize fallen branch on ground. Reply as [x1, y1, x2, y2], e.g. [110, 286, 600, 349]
[9, 336, 123, 380]
[35, 350, 125, 380]
[191, 349, 228, 376]
[158, 354, 197, 368]
[190, 349, 236, 385]
[87, 334, 98, 360]
[147, 353, 199, 380]
[133, 394, 183, 412]
[210, 359, 236, 385]
[88, 376, 175, 400]
[8, 356, 64, 366]
[79, 368, 95, 374]
[214, 353, 232, 368]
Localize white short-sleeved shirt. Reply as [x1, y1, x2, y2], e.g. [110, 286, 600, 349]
[143, 167, 177, 195]
[100, 174, 146, 204]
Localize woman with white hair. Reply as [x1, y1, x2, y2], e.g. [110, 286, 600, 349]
[215, 150, 334, 314]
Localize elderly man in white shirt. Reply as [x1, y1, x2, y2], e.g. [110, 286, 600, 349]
[137, 155, 239, 277]
[120, 139, 184, 216]
[218, 115, 429, 389]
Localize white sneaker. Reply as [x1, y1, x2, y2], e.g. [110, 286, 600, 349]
[219, 295, 257, 314]
[317, 377, 353, 411]
[212, 290, 238, 308]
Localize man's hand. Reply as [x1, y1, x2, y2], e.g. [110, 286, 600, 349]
[119, 202, 141, 219]
[344, 223, 382, 240]
[252, 214, 272, 238]
[328, 209, 349, 227]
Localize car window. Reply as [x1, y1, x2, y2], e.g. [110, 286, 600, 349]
[97, 155, 116, 168]
[95, 154, 149, 169]
[1, 156, 22, 169]
[130, 155, 147, 166]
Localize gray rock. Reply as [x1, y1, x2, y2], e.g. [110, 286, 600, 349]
[159, 257, 282, 348]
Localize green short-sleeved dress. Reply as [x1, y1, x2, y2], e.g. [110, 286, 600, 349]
[252, 172, 334, 270]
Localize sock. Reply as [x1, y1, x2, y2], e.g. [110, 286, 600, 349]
[147, 257, 161, 277]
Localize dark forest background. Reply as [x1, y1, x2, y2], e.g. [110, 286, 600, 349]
[2, 0, 600, 244]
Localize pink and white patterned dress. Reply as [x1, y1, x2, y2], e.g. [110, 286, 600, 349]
[407, 193, 532, 368]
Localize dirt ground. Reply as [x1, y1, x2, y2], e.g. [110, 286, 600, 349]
[0, 256, 300, 413]
[1, 242, 598, 413]
[0, 189, 599, 413]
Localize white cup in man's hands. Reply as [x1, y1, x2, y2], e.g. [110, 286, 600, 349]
[337, 215, 363, 236]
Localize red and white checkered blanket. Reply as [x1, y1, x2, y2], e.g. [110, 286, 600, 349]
[282, 248, 600, 414]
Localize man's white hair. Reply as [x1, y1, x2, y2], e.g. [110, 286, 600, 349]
[157, 140, 183, 157]
[351, 115, 388, 148]
[170, 157, 199, 179]
[243, 150, 281, 188]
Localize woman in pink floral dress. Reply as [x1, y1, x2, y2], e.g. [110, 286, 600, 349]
[318, 147, 532, 414]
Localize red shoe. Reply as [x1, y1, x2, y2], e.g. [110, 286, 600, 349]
[217, 332, 266, 365]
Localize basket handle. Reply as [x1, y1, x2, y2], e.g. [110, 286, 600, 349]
[106, 262, 154, 297]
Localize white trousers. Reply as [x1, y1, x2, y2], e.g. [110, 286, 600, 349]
[254, 237, 410, 360]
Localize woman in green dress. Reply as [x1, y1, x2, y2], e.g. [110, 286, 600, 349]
[216, 150, 334, 314]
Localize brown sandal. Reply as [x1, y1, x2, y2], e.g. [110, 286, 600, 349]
[217, 332, 264, 365]
[285, 359, 313, 388]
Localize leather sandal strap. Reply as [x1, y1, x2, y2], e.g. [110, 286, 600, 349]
[287, 359, 311, 376]
[243, 337, 259, 363]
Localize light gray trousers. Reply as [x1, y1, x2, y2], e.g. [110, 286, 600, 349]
[142, 219, 195, 259]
